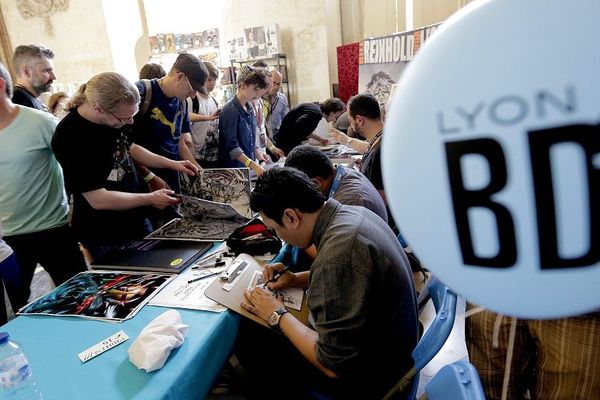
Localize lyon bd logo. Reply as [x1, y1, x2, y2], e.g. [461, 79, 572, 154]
[382, 0, 600, 317]
[445, 124, 599, 270]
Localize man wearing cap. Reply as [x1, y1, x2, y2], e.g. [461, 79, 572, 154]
[130, 53, 207, 192]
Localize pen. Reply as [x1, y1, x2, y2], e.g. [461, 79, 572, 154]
[187, 271, 220, 284]
[263, 266, 290, 289]
[192, 260, 226, 270]
[192, 248, 233, 268]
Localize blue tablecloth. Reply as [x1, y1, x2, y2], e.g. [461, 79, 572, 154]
[2, 306, 240, 399]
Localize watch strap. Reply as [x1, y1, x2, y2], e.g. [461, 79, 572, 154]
[271, 306, 289, 331]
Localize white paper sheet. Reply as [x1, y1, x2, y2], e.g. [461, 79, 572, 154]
[149, 265, 228, 312]
[247, 270, 304, 311]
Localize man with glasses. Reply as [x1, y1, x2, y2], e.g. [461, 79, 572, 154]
[130, 53, 208, 192]
[0, 61, 87, 311]
[52, 72, 198, 260]
[263, 68, 288, 140]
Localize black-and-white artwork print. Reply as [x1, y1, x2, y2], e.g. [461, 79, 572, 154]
[247, 270, 303, 311]
[146, 195, 250, 242]
[179, 168, 252, 218]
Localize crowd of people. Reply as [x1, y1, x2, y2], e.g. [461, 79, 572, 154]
[0, 43, 597, 400]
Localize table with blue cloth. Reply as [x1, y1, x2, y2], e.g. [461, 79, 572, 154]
[3, 305, 240, 399]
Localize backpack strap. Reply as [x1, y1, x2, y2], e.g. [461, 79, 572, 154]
[140, 79, 153, 116]
[191, 94, 200, 115]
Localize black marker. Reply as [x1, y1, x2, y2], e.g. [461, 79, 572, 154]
[263, 266, 290, 289]
[187, 271, 220, 284]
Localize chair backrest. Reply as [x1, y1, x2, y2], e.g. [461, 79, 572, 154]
[412, 276, 458, 371]
[423, 360, 486, 400]
[384, 276, 458, 400]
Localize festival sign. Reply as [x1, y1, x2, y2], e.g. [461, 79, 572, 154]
[383, 0, 599, 318]
[359, 24, 439, 111]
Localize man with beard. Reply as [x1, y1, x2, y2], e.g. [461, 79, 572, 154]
[12, 44, 56, 112]
[0, 61, 87, 311]
[264, 68, 288, 139]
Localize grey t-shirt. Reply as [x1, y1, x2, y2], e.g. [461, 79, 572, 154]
[309, 199, 418, 397]
[333, 166, 388, 223]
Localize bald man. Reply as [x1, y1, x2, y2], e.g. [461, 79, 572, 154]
[264, 68, 288, 139]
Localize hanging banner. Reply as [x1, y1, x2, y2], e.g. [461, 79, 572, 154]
[359, 24, 440, 111]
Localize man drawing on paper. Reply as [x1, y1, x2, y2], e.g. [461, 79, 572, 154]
[237, 167, 418, 398]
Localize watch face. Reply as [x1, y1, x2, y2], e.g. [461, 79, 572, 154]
[268, 312, 280, 327]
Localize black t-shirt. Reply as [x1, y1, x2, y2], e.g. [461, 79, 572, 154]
[360, 140, 398, 232]
[360, 140, 383, 190]
[52, 110, 149, 243]
[12, 86, 47, 112]
[274, 102, 322, 154]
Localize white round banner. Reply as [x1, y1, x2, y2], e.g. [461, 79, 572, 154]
[383, 0, 600, 318]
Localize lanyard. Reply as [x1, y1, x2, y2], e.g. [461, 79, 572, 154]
[253, 101, 263, 126]
[364, 129, 384, 159]
[328, 165, 346, 199]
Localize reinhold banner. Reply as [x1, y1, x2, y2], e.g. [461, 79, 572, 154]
[359, 23, 441, 113]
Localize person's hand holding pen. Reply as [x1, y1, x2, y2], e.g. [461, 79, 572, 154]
[261, 263, 294, 290]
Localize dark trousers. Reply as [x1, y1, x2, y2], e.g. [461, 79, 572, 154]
[0, 279, 6, 326]
[0, 252, 21, 325]
[4, 224, 88, 310]
[235, 318, 345, 399]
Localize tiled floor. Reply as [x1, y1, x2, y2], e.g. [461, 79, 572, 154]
[6, 268, 469, 398]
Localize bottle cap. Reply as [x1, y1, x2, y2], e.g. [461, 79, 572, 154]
[0, 332, 9, 345]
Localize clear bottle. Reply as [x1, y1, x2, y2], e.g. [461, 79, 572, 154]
[0, 332, 42, 399]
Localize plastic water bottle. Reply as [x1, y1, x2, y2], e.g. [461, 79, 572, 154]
[0, 332, 42, 399]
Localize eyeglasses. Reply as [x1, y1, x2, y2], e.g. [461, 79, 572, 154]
[182, 74, 195, 92]
[110, 112, 135, 124]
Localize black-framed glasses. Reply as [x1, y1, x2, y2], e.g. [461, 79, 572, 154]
[110, 112, 135, 124]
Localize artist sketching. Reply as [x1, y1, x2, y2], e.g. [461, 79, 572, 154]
[236, 167, 418, 398]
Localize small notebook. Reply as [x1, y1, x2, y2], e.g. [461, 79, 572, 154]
[91, 239, 212, 274]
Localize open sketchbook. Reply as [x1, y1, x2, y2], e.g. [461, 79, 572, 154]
[146, 195, 251, 242]
[18, 271, 172, 322]
[179, 168, 252, 218]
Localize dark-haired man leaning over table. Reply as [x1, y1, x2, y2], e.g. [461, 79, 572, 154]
[236, 167, 418, 399]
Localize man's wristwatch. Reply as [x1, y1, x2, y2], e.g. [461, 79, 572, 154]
[268, 306, 289, 330]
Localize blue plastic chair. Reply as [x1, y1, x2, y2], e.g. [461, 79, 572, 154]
[422, 360, 486, 400]
[383, 276, 458, 400]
